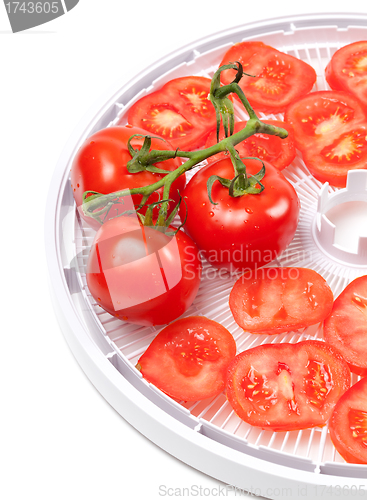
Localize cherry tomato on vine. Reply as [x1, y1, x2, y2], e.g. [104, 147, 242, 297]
[205, 120, 296, 170]
[179, 158, 300, 273]
[126, 76, 217, 151]
[325, 41, 367, 104]
[219, 41, 316, 113]
[285, 90, 367, 187]
[226, 341, 351, 431]
[229, 267, 334, 335]
[323, 275, 367, 377]
[86, 216, 202, 327]
[329, 376, 367, 464]
[71, 125, 185, 230]
[137, 316, 237, 401]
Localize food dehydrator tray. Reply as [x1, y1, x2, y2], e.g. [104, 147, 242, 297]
[45, 13, 367, 499]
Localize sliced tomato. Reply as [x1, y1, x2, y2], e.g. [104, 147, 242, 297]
[204, 120, 296, 170]
[323, 275, 367, 376]
[229, 267, 334, 335]
[219, 41, 316, 113]
[226, 340, 351, 431]
[126, 76, 217, 151]
[285, 90, 367, 187]
[329, 377, 367, 464]
[326, 41, 367, 104]
[137, 316, 237, 401]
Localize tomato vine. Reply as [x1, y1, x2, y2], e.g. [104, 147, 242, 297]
[82, 62, 289, 228]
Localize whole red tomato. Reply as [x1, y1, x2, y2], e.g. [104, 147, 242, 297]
[71, 125, 185, 230]
[86, 215, 202, 327]
[179, 158, 300, 273]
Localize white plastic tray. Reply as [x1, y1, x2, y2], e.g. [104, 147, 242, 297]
[45, 13, 367, 499]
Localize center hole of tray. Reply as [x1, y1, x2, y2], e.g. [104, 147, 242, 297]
[326, 201, 367, 253]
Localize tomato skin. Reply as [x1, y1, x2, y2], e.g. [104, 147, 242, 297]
[179, 158, 300, 273]
[325, 41, 367, 104]
[71, 125, 185, 230]
[219, 41, 316, 113]
[204, 120, 296, 170]
[229, 267, 334, 334]
[226, 341, 351, 431]
[329, 377, 367, 464]
[285, 90, 367, 187]
[323, 275, 367, 377]
[137, 316, 237, 401]
[86, 216, 202, 327]
[126, 76, 217, 151]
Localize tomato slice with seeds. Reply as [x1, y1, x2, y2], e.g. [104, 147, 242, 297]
[329, 376, 367, 464]
[229, 267, 334, 335]
[326, 41, 367, 104]
[126, 76, 217, 151]
[285, 90, 367, 187]
[219, 41, 316, 113]
[226, 340, 351, 431]
[137, 316, 237, 401]
[204, 120, 296, 170]
[323, 275, 367, 377]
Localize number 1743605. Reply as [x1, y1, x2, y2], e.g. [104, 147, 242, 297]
[5, 1, 59, 14]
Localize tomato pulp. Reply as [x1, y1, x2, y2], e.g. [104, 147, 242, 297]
[127, 76, 217, 151]
[229, 267, 334, 334]
[285, 90, 367, 187]
[204, 120, 296, 170]
[137, 316, 237, 401]
[86, 216, 202, 326]
[71, 125, 185, 230]
[323, 275, 367, 376]
[329, 376, 367, 464]
[179, 158, 300, 273]
[219, 41, 316, 113]
[226, 341, 351, 431]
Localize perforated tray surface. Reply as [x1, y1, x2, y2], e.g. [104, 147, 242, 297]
[47, 14, 367, 500]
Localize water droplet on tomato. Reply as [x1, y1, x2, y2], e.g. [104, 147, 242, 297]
[90, 141, 95, 144]
[245, 207, 253, 214]
[202, 202, 206, 207]
[77, 183, 80, 188]
[97, 297, 101, 302]
[209, 211, 214, 217]
[220, 225, 224, 230]
[254, 226, 260, 230]
[122, 316, 128, 321]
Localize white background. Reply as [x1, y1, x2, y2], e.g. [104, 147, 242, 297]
[1, 3, 366, 500]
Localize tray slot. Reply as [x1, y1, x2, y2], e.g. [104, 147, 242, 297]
[108, 351, 199, 430]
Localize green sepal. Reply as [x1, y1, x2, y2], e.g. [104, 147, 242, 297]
[127, 134, 172, 174]
[209, 63, 238, 142]
[234, 158, 266, 195]
[206, 175, 232, 205]
[164, 194, 188, 236]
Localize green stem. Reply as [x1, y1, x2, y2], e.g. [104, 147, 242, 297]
[83, 118, 287, 221]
